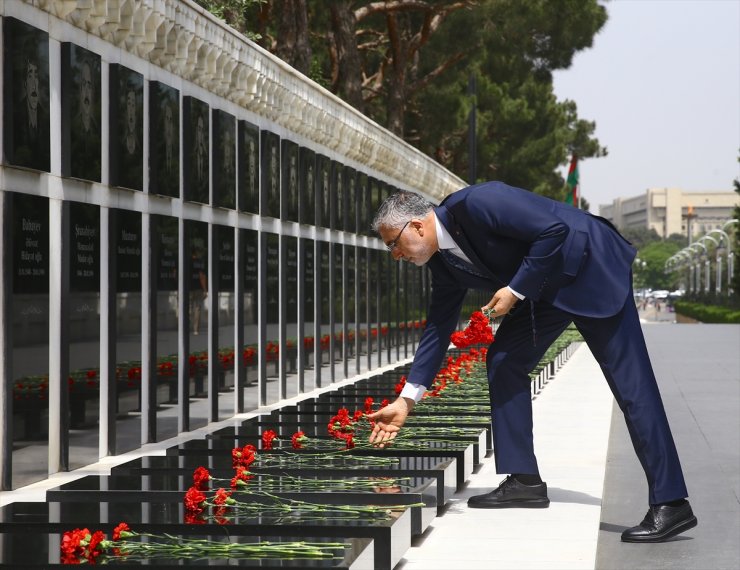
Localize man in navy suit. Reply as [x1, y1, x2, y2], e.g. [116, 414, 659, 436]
[368, 182, 697, 542]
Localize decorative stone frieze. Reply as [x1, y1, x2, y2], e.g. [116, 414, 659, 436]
[21, 0, 464, 199]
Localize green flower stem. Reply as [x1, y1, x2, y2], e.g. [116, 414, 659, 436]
[213, 470, 414, 491]
[112, 533, 347, 560]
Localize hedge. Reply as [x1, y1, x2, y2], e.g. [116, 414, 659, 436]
[673, 300, 740, 324]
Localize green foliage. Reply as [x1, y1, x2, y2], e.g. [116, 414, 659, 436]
[410, 0, 608, 197]
[202, 0, 609, 200]
[621, 227, 661, 250]
[673, 300, 740, 324]
[194, 0, 265, 40]
[666, 233, 688, 248]
[636, 241, 681, 290]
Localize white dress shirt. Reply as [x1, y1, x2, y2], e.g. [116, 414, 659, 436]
[399, 212, 524, 403]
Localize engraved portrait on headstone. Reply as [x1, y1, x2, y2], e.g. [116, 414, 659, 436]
[164, 105, 175, 172]
[62, 43, 101, 181]
[316, 155, 330, 228]
[149, 81, 180, 198]
[109, 64, 143, 190]
[322, 168, 330, 227]
[260, 131, 280, 217]
[183, 97, 210, 203]
[346, 167, 357, 234]
[290, 153, 298, 219]
[332, 161, 343, 231]
[3, 18, 50, 171]
[213, 109, 236, 209]
[196, 116, 207, 181]
[280, 140, 298, 221]
[270, 145, 278, 198]
[299, 147, 315, 225]
[238, 120, 259, 214]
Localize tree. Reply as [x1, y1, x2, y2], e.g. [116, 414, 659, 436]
[621, 227, 661, 250]
[201, 0, 608, 199]
[193, 0, 265, 39]
[409, 0, 608, 196]
[274, 0, 312, 75]
[637, 241, 681, 291]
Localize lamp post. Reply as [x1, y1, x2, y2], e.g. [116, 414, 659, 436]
[722, 220, 738, 296]
[699, 235, 719, 294]
[688, 242, 707, 293]
[706, 230, 729, 295]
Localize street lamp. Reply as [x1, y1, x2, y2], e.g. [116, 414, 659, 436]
[699, 235, 719, 294]
[722, 220, 738, 295]
[688, 241, 707, 293]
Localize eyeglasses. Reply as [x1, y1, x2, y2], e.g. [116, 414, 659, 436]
[385, 221, 410, 252]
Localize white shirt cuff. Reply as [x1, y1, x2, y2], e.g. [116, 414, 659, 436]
[399, 381, 427, 403]
[507, 286, 525, 300]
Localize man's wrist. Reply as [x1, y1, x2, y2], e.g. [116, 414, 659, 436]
[398, 396, 415, 413]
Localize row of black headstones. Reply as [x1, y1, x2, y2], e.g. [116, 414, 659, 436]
[0, 346, 570, 569]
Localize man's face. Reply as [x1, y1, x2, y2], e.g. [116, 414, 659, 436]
[379, 216, 437, 267]
[25, 61, 39, 110]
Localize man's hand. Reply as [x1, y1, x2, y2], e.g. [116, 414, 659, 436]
[367, 397, 414, 447]
[483, 286, 518, 316]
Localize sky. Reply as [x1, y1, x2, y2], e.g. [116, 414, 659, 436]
[552, 0, 740, 212]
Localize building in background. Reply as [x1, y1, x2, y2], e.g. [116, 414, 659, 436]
[599, 188, 738, 240]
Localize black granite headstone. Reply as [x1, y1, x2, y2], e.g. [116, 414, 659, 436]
[61, 43, 101, 181]
[149, 81, 180, 198]
[281, 139, 299, 221]
[213, 109, 236, 209]
[260, 130, 280, 218]
[299, 147, 316, 225]
[2, 18, 50, 171]
[109, 64, 143, 190]
[183, 96, 210, 203]
[238, 120, 260, 214]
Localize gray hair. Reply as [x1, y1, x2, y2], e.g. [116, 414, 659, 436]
[371, 191, 434, 233]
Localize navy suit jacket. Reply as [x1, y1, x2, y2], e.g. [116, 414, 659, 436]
[406, 181, 637, 388]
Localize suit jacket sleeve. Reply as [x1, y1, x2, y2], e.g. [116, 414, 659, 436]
[466, 184, 570, 300]
[405, 260, 468, 389]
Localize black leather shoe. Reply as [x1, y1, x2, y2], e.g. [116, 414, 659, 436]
[468, 475, 550, 509]
[621, 502, 698, 543]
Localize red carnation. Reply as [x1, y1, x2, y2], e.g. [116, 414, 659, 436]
[231, 444, 256, 469]
[394, 376, 407, 395]
[184, 486, 207, 513]
[230, 468, 254, 488]
[364, 397, 374, 414]
[60, 528, 89, 564]
[213, 488, 233, 507]
[192, 466, 211, 490]
[261, 429, 278, 450]
[291, 431, 307, 449]
[112, 522, 131, 541]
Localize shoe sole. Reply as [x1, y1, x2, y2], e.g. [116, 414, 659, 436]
[621, 515, 698, 543]
[468, 498, 550, 509]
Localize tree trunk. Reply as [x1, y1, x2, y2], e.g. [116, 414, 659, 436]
[385, 12, 407, 136]
[275, 0, 312, 76]
[329, 0, 364, 112]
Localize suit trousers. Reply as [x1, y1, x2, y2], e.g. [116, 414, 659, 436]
[486, 292, 688, 505]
